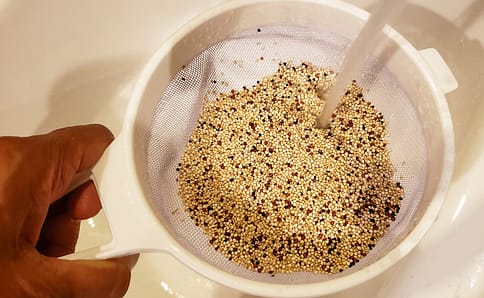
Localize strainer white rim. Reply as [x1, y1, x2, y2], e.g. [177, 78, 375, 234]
[117, 0, 455, 296]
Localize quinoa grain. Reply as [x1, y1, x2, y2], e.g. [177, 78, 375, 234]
[178, 62, 403, 274]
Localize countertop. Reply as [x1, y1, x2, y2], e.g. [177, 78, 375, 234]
[1, 0, 483, 297]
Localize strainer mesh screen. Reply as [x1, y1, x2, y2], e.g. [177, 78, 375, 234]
[146, 25, 426, 284]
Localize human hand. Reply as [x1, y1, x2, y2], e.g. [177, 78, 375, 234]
[0, 124, 137, 297]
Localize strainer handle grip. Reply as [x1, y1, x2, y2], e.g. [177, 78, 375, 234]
[62, 246, 107, 260]
[63, 131, 173, 260]
[419, 48, 458, 94]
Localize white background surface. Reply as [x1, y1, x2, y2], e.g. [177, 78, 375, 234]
[1, 0, 483, 297]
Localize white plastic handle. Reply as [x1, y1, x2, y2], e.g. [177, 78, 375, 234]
[419, 48, 458, 95]
[64, 131, 173, 260]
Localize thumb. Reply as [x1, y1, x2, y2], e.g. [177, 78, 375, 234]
[49, 258, 132, 298]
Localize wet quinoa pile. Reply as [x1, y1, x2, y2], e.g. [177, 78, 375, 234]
[177, 62, 403, 274]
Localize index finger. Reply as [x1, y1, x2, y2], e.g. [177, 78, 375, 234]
[34, 124, 114, 201]
[0, 124, 113, 244]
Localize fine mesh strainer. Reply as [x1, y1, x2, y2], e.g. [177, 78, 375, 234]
[76, 0, 457, 297]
